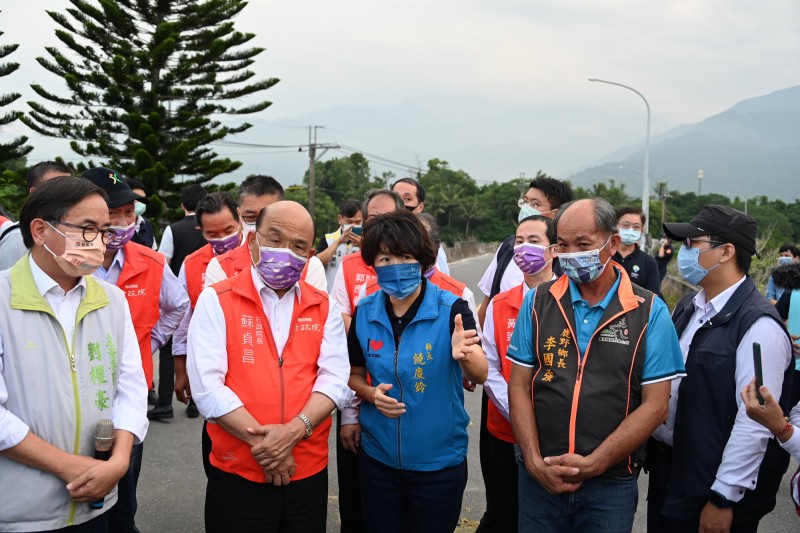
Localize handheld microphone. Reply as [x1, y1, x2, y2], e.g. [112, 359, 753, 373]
[88, 419, 114, 510]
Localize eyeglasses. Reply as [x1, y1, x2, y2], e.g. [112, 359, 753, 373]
[255, 232, 310, 256]
[517, 198, 550, 210]
[684, 238, 724, 248]
[50, 221, 117, 245]
[619, 223, 643, 231]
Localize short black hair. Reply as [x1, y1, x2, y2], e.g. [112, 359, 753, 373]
[195, 192, 239, 228]
[125, 177, 147, 195]
[360, 210, 437, 272]
[392, 177, 426, 204]
[363, 189, 404, 218]
[26, 161, 71, 190]
[518, 214, 556, 245]
[710, 233, 752, 275]
[180, 184, 208, 211]
[19, 176, 108, 248]
[529, 176, 573, 209]
[339, 199, 362, 218]
[239, 175, 285, 201]
[779, 243, 800, 257]
[616, 206, 646, 225]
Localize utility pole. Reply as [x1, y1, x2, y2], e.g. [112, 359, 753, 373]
[697, 169, 704, 195]
[304, 125, 339, 218]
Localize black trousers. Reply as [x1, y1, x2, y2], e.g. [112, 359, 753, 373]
[336, 410, 363, 533]
[477, 389, 497, 532]
[108, 442, 143, 533]
[487, 433, 518, 533]
[202, 420, 212, 478]
[644, 437, 672, 533]
[359, 451, 467, 533]
[156, 338, 174, 408]
[205, 465, 328, 533]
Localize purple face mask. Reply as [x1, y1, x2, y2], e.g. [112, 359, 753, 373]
[513, 243, 550, 276]
[423, 267, 436, 279]
[105, 221, 137, 251]
[207, 232, 240, 256]
[252, 242, 308, 290]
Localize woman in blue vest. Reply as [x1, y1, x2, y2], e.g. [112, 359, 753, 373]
[344, 210, 488, 533]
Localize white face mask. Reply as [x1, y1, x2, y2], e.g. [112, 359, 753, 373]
[241, 221, 256, 236]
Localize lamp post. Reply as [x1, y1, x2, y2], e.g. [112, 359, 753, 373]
[589, 78, 651, 244]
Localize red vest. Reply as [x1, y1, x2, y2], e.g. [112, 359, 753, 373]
[364, 268, 466, 299]
[183, 244, 215, 309]
[209, 274, 332, 482]
[0, 215, 9, 225]
[117, 242, 165, 386]
[488, 283, 526, 443]
[341, 253, 376, 310]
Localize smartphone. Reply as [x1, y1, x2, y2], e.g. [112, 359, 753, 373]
[351, 226, 363, 236]
[753, 342, 765, 405]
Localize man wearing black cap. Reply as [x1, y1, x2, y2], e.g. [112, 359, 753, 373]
[647, 205, 793, 533]
[81, 167, 189, 533]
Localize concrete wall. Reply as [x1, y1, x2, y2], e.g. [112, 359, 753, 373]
[444, 241, 500, 262]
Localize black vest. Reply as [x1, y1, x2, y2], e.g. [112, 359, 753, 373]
[168, 215, 206, 276]
[131, 217, 156, 249]
[662, 277, 792, 521]
[530, 268, 653, 478]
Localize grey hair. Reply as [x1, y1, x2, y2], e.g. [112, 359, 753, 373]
[553, 198, 619, 237]
[362, 189, 404, 218]
[417, 212, 441, 249]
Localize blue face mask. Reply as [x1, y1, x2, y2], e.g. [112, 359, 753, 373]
[518, 204, 541, 222]
[677, 244, 722, 285]
[778, 256, 793, 266]
[619, 228, 641, 245]
[375, 262, 422, 299]
[558, 237, 611, 284]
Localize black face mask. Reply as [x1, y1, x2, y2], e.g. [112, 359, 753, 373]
[404, 204, 418, 212]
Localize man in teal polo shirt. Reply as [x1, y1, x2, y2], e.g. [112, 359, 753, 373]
[507, 198, 685, 533]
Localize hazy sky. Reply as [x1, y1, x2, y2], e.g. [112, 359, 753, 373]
[2, 1, 799, 185]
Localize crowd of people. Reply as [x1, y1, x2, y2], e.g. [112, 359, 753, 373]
[0, 162, 799, 533]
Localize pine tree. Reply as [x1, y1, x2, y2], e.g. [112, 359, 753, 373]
[22, 0, 278, 192]
[0, 11, 33, 166]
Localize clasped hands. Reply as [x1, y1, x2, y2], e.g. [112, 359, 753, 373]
[246, 421, 305, 486]
[526, 452, 603, 494]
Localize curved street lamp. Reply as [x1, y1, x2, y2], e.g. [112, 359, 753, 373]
[589, 78, 651, 246]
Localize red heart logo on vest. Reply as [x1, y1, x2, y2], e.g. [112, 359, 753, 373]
[369, 339, 384, 352]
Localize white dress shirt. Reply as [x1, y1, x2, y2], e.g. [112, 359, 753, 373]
[783, 403, 800, 460]
[654, 276, 792, 502]
[187, 266, 352, 421]
[0, 255, 148, 449]
[93, 247, 189, 353]
[158, 225, 174, 260]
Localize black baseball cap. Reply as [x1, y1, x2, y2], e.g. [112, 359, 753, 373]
[81, 167, 147, 208]
[663, 205, 757, 256]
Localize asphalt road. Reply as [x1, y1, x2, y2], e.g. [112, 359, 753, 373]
[136, 253, 798, 532]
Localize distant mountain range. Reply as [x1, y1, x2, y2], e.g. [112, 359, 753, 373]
[565, 86, 800, 200]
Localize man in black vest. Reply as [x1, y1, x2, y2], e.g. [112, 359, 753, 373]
[648, 205, 793, 533]
[149, 184, 207, 420]
[507, 198, 685, 532]
[474, 175, 572, 532]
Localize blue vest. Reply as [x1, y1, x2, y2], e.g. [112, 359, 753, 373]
[354, 281, 469, 471]
[663, 277, 792, 520]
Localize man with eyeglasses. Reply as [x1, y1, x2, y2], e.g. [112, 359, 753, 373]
[0, 176, 148, 532]
[647, 205, 793, 533]
[612, 207, 661, 296]
[187, 201, 351, 532]
[391, 177, 450, 274]
[203, 175, 326, 291]
[81, 168, 189, 533]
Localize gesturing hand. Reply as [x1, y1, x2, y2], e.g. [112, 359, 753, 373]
[371, 383, 405, 418]
[451, 314, 480, 361]
[741, 378, 786, 435]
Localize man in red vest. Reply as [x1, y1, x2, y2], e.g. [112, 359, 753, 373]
[480, 215, 556, 533]
[82, 167, 189, 533]
[187, 201, 351, 532]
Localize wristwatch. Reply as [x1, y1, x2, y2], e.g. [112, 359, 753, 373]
[708, 490, 735, 509]
[296, 413, 313, 439]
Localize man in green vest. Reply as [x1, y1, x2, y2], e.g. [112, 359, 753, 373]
[0, 176, 148, 532]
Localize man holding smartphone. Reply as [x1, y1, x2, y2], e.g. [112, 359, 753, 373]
[646, 205, 793, 533]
